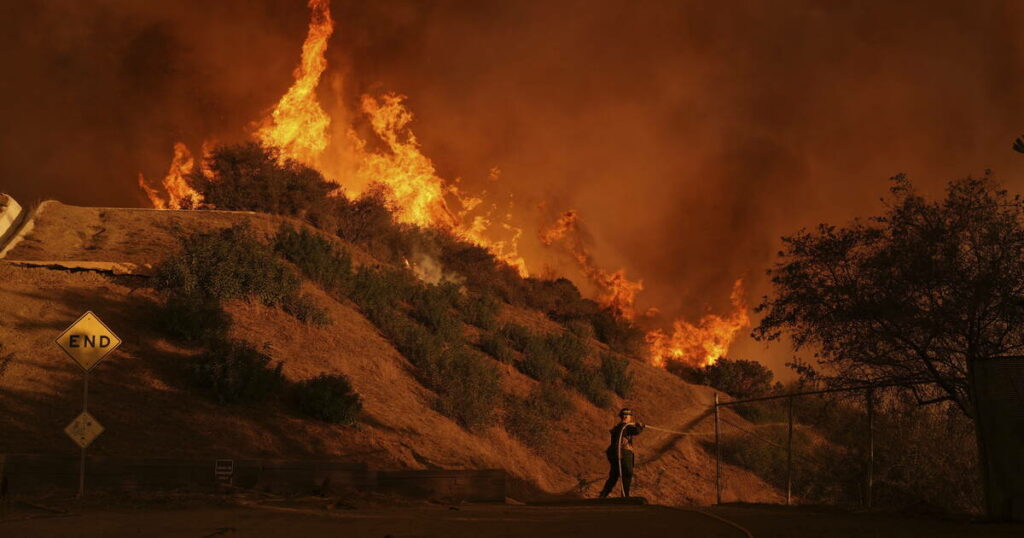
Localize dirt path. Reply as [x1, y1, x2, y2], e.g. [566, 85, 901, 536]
[1, 503, 745, 538]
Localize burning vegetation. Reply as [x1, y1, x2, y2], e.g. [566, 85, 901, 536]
[136, 0, 748, 369]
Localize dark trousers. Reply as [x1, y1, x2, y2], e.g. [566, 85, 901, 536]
[599, 449, 634, 497]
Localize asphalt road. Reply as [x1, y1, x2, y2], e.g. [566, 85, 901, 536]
[1, 503, 745, 538]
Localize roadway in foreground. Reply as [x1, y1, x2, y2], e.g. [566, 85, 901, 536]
[2, 502, 743, 538]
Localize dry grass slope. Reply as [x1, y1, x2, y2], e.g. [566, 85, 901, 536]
[0, 201, 781, 505]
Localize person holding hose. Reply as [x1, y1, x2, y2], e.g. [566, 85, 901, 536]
[599, 408, 645, 498]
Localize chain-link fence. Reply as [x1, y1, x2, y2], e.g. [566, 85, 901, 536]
[707, 381, 983, 514]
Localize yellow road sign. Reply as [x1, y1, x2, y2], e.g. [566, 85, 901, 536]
[55, 311, 121, 371]
[64, 411, 104, 449]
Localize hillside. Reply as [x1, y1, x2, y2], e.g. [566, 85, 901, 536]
[0, 200, 782, 505]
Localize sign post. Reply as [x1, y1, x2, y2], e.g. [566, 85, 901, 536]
[55, 311, 121, 498]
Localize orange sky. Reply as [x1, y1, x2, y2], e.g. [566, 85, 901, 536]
[4, 0, 1024, 376]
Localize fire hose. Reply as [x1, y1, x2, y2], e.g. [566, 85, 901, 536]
[613, 422, 715, 498]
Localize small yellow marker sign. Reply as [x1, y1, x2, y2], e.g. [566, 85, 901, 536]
[64, 411, 104, 449]
[55, 311, 121, 371]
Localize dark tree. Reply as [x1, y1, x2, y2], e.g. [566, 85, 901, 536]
[754, 173, 1024, 418]
[192, 142, 334, 216]
[700, 358, 775, 400]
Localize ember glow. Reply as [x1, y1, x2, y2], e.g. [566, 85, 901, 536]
[136, 0, 748, 367]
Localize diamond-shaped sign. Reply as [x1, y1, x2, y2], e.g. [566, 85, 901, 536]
[55, 311, 121, 371]
[64, 411, 104, 449]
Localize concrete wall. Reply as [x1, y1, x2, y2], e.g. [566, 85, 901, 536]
[0, 454, 507, 501]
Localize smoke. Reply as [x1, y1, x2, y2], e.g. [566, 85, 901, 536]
[4, 0, 1024, 374]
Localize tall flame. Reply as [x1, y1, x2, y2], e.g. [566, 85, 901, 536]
[645, 279, 751, 367]
[136, 0, 750, 366]
[254, 0, 333, 165]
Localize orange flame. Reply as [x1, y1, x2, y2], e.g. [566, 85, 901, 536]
[137, 142, 202, 210]
[254, 0, 333, 165]
[541, 210, 643, 318]
[645, 279, 751, 367]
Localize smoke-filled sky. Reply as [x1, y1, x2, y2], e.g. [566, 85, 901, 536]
[4, 0, 1024, 375]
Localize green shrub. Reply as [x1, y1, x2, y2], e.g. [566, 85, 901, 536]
[392, 316, 447, 367]
[155, 223, 299, 307]
[566, 319, 595, 341]
[518, 337, 560, 382]
[461, 293, 501, 330]
[155, 296, 230, 343]
[479, 331, 515, 363]
[192, 340, 285, 404]
[590, 309, 645, 356]
[428, 349, 502, 430]
[545, 332, 588, 371]
[334, 185, 403, 253]
[294, 373, 362, 424]
[504, 395, 548, 448]
[410, 283, 461, 340]
[537, 381, 574, 421]
[504, 382, 573, 448]
[349, 265, 420, 312]
[700, 358, 775, 400]
[600, 353, 634, 398]
[274, 224, 352, 293]
[191, 142, 334, 216]
[567, 366, 612, 408]
[283, 293, 331, 326]
[501, 323, 533, 352]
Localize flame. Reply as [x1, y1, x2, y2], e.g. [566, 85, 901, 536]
[540, 210, 643, 318]
[137, 142, 202, 210]
[135, 0, 751, 368]
[254, 0, 333, 165]
[645, 279, 751, 367]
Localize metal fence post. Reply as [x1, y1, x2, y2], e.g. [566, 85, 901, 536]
[714, 393, 721, 505]
[866, 388, 875, 509]
[786, 395, 794, 506]
[79, 371, 89, 498]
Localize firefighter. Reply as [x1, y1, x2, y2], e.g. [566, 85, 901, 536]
[599, 407, 645, 498]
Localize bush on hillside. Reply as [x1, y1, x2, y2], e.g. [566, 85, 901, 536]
[600, 353, 634, 398]
[567, 366, 612, 408]
[545, 332, 588, 371]
[479, 330, 515, 363]
[566, 319, 595, 341]
[667, 357, 775, 401]
[190, 142, 334, 216]
[438, 235, 528, 304]
[461, 293, 501, 330]
[274, 224, 353, 293]
[283, 292, 331, 327]
[334, 185, 397, 244]
[192, 340, 285, 404]
[500, 323, 533, 352]
[504, 382, 574, 448]
[409, 283, 462, 340]
[294, 373, 362, 425]
[590, 309, 645, 356]
[428, 349, 502, 430]
[701, 358, 775, 400]
[518, 337, 560, 382]
[155, 223, 300, 307]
